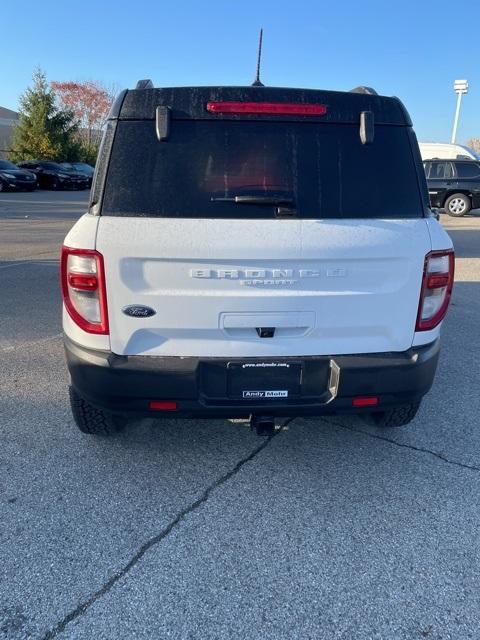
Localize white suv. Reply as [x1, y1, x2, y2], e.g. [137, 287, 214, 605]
[61, 82, 454, 435]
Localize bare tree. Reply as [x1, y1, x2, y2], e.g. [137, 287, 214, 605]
[466, 138, 480, 153]
[51, 80, 115, 147]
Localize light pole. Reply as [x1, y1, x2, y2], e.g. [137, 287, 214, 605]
[451, 79, 468, 144]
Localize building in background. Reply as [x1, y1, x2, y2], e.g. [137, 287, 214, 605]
[0, 106, 19, 158]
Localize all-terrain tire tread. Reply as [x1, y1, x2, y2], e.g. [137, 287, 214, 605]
[372, 401, 421, 428]
[69, 387, 118, 435]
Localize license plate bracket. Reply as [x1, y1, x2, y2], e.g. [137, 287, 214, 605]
[227, 361, 302, 400]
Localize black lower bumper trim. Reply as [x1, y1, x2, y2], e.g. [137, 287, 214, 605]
[64, 336, 440, 418]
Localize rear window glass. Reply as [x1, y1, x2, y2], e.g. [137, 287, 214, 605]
[41, 162, 64, 170]
[102, 120, 423, 219]
[455, 162, 480, 178]
[428, 162, 454, 179]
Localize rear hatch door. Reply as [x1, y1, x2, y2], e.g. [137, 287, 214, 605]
[95, 94, 430, 357]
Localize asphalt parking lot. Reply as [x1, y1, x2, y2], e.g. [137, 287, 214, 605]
[1, 190, 480, 640]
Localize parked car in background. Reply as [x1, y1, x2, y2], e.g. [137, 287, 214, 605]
[17, 161, 89, 190]
[424, 159, 480, 216]
[0, 159, 37, 192]
[60, 162, 95, 187]
[419, 142, 480, 161]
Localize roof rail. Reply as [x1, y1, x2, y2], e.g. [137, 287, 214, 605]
[350, 86, 378, 95]
[135, 79, 154, 90]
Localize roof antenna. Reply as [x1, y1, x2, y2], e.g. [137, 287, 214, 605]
[252, 28, 264, 87]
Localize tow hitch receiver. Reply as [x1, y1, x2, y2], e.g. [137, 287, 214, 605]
[250, 414, 276, 436]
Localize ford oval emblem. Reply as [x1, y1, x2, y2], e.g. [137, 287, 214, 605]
[122, 305, 156, 318]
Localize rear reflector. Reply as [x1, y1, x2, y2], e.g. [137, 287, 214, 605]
[352, 396, 379, 407]
[149, 401, 178, 411]
[426, 273, 450, 289]
[67, 273, 98, 291]
[206, 101, 327, 116]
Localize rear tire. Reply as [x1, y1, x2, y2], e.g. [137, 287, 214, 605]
[367, 401, 421, 428]
[69, 387, 126, 435]
[51, 177, 59, 190]
[445, 193, 471, 217]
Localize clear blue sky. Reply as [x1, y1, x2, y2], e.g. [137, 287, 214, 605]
[2, 0, 479, 143]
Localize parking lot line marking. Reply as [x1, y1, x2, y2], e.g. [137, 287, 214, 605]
[0, 333, 62, 352]
[0, 339, 14, 352]
[0, 260, 58, 270]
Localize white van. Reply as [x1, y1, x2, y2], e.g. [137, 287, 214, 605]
[419, 142, 479, 161]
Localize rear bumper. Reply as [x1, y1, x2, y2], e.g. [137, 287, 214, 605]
[65, 336, 440, 418]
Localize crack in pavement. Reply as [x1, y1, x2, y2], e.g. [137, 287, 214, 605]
[41, 432, 277, 639]
[37, 415, 478, 639]
[321, 416, 480, 474]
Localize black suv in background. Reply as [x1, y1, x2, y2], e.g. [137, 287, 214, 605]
[17, 161, 89, 190]
[424, 159, 480, 216]
[0, 159, 37, 191]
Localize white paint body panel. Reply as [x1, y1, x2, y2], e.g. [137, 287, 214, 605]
[63, 213, 99, 249]
[425, 216, 455, 252]
[90, 217, 439, 358]
[63, 307, 111, 351]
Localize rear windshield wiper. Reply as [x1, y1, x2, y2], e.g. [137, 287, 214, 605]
[211, 195, 295, 206]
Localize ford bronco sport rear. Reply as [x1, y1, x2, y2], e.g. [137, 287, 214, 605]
[61, 82, 454, 435]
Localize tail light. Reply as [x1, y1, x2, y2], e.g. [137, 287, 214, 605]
[416, 249, 454, 331]
[61, 246, 109, 334]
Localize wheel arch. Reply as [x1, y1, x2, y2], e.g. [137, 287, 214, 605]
[441, 189, 472, 206]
